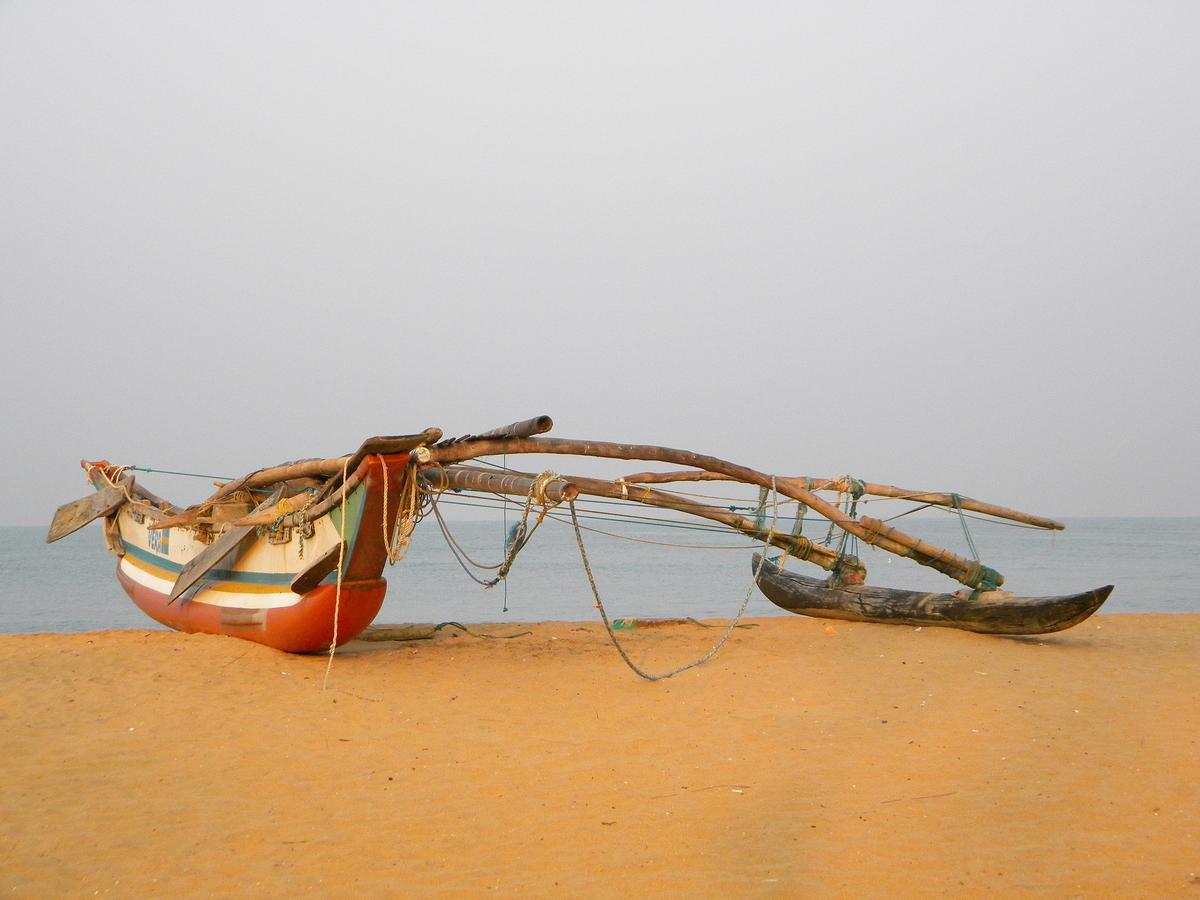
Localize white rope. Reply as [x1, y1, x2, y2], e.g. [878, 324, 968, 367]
[322, 457, 349, 691]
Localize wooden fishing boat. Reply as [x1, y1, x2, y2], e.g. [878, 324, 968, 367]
[753, 555, 1113, 635]
[47, 414, 1113, 657]
[47, 432, 438, 652]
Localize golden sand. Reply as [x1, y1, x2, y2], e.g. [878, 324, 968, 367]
[2, 615, 1197, 896]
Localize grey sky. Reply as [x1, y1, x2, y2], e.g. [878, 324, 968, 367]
[2, 1, 1197, 524]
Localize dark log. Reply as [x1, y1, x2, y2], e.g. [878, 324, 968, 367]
[168, 487, 284, 603]
[357, 624, 437, 642]
[753, 554, 1112, 635]
[621, 470, 1063, 530]
[439, 415, 554, 445]
[290, 542, 346, 594]
[420, 437, 986, 587]
[46, 482, 128, 543]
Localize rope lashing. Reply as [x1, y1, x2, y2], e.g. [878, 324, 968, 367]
[753, 485, 769, 531]
[378, 454, 421, 565]
[425, 469, 565, 589]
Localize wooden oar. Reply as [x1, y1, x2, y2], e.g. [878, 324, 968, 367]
[46, 482, 128, 543]
[168, 486, 284, 604]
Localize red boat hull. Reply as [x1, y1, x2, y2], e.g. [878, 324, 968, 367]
[117, 565, 387, 653]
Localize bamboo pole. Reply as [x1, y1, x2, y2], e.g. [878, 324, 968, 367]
[422, 465, 840, 571]
[619, 470, 1063, 530]
[418, 436, 991, 588]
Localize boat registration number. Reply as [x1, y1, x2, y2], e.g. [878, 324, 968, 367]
[148, 528, 170, 555]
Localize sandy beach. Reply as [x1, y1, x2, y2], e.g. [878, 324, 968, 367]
[1, 614, 1197, 896]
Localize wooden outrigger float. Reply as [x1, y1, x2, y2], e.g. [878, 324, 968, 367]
[48, 415, 1112, 654]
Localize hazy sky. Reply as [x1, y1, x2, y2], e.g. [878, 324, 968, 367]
[2, 1, 1197, 524]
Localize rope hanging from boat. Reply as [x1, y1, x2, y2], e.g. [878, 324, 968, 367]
[424, 469, 564, 589]
[950, 493, 981, 560]
[378, 455, 422, 565]
[322, 457, 349, 691]
[568, 476, 780, 681]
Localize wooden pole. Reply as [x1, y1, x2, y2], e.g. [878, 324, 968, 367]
[422, 465, 840, 571]
[207, 429, 442, 506]
[618, 470, 1063, 530]
[419, 436, 990, 587]
[859, 517, 1003, 589]
[420, 466, 579, 503]
[443, 415, 554, 443]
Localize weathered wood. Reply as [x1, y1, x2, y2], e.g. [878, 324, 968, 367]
[424, 465, 839, 568]
[205, 428, 442, 507]
[357, 624, 437, 642]
[102, 513, 125, 557]
[753, 555, 1113, 635]
[46, 483, 128, 543]
[168, 487, 284, 603]
[230, 459, 373, 528]
[439, 416, 554, 445]
[621, 470, 1064, 530]
[290, 542, 346, 595]
[419, 466, 579, 503]
[858, 516, 1001, 588]
[421, 437, 987, 587]
[553, 471, 841, 570]
[311, 429, 443, 503]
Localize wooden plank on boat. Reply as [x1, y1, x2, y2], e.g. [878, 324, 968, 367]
[46, 483, 127, 543]
[290, 541, 346, 595]
[168, 487, 284, 603]
[206, 428, 443, 505]
[312, 428, 444, 502]
[752, 554, 1113, 635]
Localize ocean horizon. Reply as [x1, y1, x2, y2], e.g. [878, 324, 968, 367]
[3, 515, 1197, 635]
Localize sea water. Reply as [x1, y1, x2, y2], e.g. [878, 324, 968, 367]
[1, 517, 1197, 634]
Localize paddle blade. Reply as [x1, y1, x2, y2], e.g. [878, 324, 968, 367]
[46, 484, 126, 543]
[290, 542, 346, 595]
[168, 486, 284, 603]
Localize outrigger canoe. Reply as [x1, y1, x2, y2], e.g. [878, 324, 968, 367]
[753, 554, 1113, 635]
[48, 414, 1114, 655]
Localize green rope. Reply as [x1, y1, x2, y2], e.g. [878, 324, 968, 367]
[130, 465, 234, 481]
[434, 621, 531, 640]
